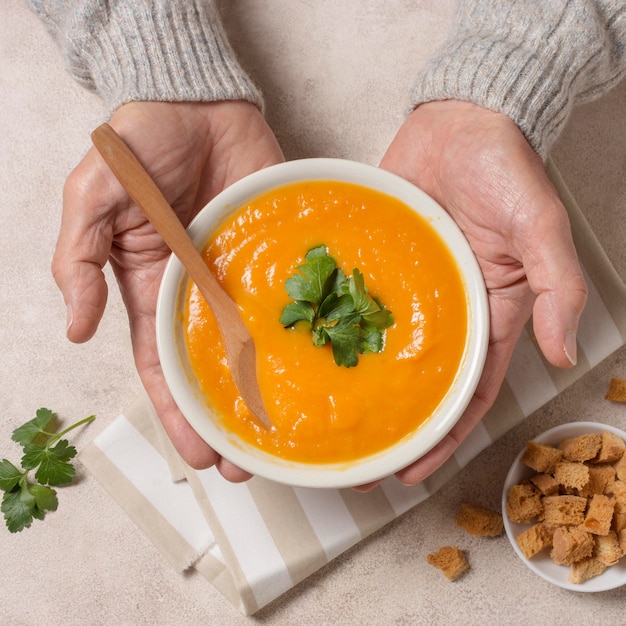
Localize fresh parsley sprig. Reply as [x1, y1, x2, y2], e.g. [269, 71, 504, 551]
[280, 244, 394, 367]
[0, 408, 95, 533]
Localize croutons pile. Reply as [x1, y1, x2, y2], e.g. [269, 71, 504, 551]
[506, 430, 626, 584]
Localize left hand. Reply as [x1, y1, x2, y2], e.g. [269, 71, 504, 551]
[52, 100, 284, 479]
[378, 100, 587, 485]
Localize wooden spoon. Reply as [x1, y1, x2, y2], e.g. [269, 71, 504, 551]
[91, 123, 271, 429]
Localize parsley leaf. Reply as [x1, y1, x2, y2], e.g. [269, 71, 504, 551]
[0, 460, 22, 492]
[279, 301, 315, 327]
[284, 244, 338, 304]
[2, 489, 38, 533]
[280, 245, 394, 367]
[323, 316, 363, 367]
[22, 439, 77, 487]
[1, 409, 94, 533]
[11, 407, 55, 447]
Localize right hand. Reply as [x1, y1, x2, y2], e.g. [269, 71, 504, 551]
[52, 100, 284, 479]
[378, 101, 587, 485]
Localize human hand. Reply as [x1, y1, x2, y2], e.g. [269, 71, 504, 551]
[378, 100, 588, 485]
[52, 100, 284, 479]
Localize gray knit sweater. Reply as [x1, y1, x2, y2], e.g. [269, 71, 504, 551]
[28, 0, 626, 158]
[412, 1, 626, 158]
[28, 0, 264, 111]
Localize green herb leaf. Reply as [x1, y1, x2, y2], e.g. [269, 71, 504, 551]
[11, 407, 54, 446]
[284, 244, 338, 304]
[2, 489, 37, 533]
[324, 316, 363, 367]
[0, 460, 23, 492]
[361, 329, 384, 354]
[1, 478, 60, 534]
[279, 301, 315, 326]
[30, 483, 59, 514]
[320, 292, 355, 321]
[281, 245, 394, 366]
[2, 410, 94, 533]
[23, 439, 77, 487]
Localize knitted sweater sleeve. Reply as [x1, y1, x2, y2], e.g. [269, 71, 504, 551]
[411, 0, 626, 158]
[26, 0, 263, 112]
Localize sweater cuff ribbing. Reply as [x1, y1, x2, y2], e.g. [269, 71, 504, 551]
[410, 2, 626, 159]
[410, 36, 570, 160]
[37, 0, 263, 112]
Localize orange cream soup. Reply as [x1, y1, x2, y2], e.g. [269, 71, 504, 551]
[184, 181, 468, 464]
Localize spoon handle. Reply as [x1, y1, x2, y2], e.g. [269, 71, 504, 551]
[91, 123, 271, 428]
[91, 124, 237, 324]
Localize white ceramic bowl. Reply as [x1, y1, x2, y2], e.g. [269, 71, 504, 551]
[156, 158, 488, 488]
[502, 421, 626, 592]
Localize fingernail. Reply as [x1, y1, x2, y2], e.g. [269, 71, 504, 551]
[66, 304, 73, 335]
[564, 330, 577, 366]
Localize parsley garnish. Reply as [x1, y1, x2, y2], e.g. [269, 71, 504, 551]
[0, 408, 95, 533]
[280, 244, 394, 367]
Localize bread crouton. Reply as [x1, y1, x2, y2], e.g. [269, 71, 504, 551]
[551, 526, 594, 566]
[594, 430, 626, 463]
[594, 531, 623, 566]
[618, 529, 626, 553]
[456, 503, 504, 537]
[554, 461, 590, 490]
[515, 523, 553, 559]
[607, 481, 626, 533]
[605, 479, 626, 499]
[521, 441, 563, 473]
[529, 472, 561, 496]
[611, 481, 626, 533]
[558, 433, 602, 462]
[578, 465, 616, 497]
[427, 546, 469, 581]
[542, 495, 587, 528]
[605, 377, 626, 403]
[614, 453, 626, 481]
[569, 557, 607, 584]
[614, 504, 626, 534]
[582, 494, 615, 536]
[506, 483, 543, 524]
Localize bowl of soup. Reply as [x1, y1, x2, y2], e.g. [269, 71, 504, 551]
[156, 158, 489, 488]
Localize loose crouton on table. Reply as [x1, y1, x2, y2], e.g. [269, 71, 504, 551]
[427, 546, 469, 581]
[456, 503, 504, 537]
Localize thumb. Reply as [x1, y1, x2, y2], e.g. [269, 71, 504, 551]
[523, 200, 587, 368]
[51, 155, 113, 342]
[52, 251, 109, 343]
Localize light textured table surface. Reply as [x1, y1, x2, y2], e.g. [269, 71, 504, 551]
[1, 2, 625, 624]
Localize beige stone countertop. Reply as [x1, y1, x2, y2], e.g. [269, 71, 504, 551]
[1, 1, 625, 624]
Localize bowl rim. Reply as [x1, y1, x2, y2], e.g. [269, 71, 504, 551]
[156, 157, 489, 488]
[502, 420, 626, 592]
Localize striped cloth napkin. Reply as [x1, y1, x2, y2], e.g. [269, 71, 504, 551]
[80, 161, 626, 616]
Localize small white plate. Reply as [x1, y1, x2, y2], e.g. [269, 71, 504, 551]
[502, 421, 626, 592]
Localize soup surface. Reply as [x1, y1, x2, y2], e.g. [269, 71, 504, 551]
[184, 181, 468, 463]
